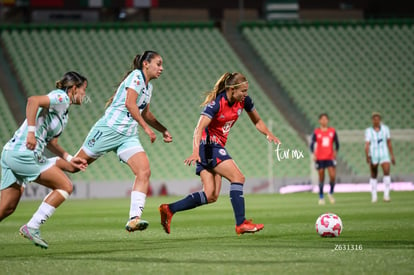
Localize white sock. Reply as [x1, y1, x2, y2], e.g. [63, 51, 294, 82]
[383, 176, 391, 199]
[129, 191, 146, 219]
[27, 202, 56, 229]
[369, 178, 377, 201]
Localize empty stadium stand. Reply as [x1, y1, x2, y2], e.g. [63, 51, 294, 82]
[0, 89, 18, 146]
[242, 20, 414, 176]
[0, 23, 309, 181]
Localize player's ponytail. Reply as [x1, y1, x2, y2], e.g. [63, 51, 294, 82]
[201, 72, 248, 106]
[201, 72, 230, 106]
[105, 51, 159, 109]
[56, 71, 87, 91]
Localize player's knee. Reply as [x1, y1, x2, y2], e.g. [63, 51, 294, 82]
[136, 167, 151, 180]
[233, 174, 245, 183]
[58, 181, 73, 195]
[0, 206, 16, 221]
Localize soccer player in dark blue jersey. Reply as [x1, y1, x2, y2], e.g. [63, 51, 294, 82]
[159, 72, 280, 235]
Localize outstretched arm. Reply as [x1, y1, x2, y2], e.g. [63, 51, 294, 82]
[47, 138, 88, 171]
[247, 110, 281, 144]
[125, 88, 156, 143]
[184, 115, 211, 166]
[142, 103, 172, 143]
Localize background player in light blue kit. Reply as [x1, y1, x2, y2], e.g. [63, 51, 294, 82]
[0, 72, 88, 249]
[57, 51, 172, 232]
[365, 112, 396, 202]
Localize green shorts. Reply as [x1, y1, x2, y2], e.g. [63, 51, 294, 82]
[1, 149, 57, 190]
[81, 122, 144, 162]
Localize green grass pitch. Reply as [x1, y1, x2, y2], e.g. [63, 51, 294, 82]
[0, 192, 413, 274]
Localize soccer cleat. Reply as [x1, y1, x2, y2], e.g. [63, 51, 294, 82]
[383, 197, 391, 203]
[125, 216, 149, 232]
[318, 198, 325, 205]
[371, 192, 378, 203]
[235, 219, 264, 235]
[19, 224, 48, 249]
[159, 204, 173, 234]
[328, 194, 335, 204]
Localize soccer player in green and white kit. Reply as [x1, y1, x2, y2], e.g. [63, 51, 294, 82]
[57, 51, 172, 232]
[0, 72, 88, 249]
[365, 112, 396, 202]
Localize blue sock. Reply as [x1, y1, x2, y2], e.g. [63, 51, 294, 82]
[230, 183, 245, 226]
[329, 182, 335, 194]
[319, 183, 324, 199]
[168, 191, 207, 214]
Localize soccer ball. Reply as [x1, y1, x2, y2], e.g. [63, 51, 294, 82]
[315, 213, 343, 237]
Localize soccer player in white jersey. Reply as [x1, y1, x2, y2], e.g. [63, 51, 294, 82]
[365, 112, 395, 202]
[57, 51, 172, 232]
[0, 72, 88, 249]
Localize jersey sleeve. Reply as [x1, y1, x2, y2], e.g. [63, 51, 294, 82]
[201, 98, 220, 119]
[364, 128, 371, 142]
[124, 71, 144, 94]
[48, 91, 70, 112]
[244, 96, 255, 112]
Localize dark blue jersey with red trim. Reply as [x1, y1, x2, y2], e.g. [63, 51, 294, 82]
[201, 92, 255, 146]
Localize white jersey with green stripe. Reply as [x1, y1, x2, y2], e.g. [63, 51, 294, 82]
[4, 89, 70, 155]
[101, 69, 152, 136]
[365, 124, 391, 160]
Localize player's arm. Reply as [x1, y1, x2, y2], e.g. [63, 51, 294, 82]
[365, 141, 371, 164]
[333, 131, 339, 160]
[247, 109, 280, 144]
[46, 137, 68, 158]
[47, 138, 87, 171]
[310, 132, 317, 161]
[25, 95, 50, 150]
[141, 103, 172, 143]
[125, 88, 156, 143]
[184, 115, 211, 166]
[387, 138, 396, 165]
[364, 129, 371, 164]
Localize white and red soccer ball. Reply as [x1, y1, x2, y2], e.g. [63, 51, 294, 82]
[315, 213, 343, 237]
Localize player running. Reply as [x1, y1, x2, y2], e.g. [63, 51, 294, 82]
[57, 51, 172, 232]
[310, 113, 339, 205]
[365, 112, 395, 202]
[159, 72, 280, 235]
[0, 72, 88, 249]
